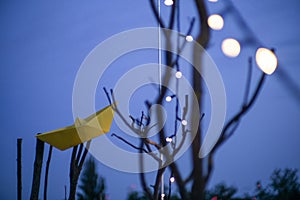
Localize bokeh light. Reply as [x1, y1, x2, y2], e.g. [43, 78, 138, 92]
[221, 38, 241, 57]
[255, 48, 278, 75]
[208, 14, 224, 30]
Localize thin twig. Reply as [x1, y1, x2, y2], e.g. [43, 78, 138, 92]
[212, 72, 266, 155]
[168, 0, 176, 29]
[111, 133, 149, 153]
[243, 57, 253, 105]
[149, 0, 166, 28]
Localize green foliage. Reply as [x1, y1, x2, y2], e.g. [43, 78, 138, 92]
[126, 189, 181, 200]
[205, 182, 238, 200]
[77, 157, 106, 200]
[255, 168, 300, 200]
[126, 191, 148, 200]
[202, 168, 300, 200]
[126, 168, 300, 200]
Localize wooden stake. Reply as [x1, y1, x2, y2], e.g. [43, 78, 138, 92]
[17, 138, 22, 200]
[30, 136, 44, 200]
[44, 145, 53, 200]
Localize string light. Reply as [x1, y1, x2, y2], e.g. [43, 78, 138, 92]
[170, 177, 175, 183]
[221, 38, 241, 58]
[208, 0, 218, 2]
[185, 35, 193, 42]
[165, 96, 172, 102]
[181, 120, 187, 126]
[166, 137, 173, 142]
[164, 0, 173, 6]
[175, 71, 182, 79]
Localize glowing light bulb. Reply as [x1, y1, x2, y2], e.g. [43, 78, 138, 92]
[165, 96, 172, 102]
[255, 48, 278, 75]
[208, 14, 224, 30]
[181, 120, 187, 126]
[175, 71, 182, 79]
[221, 38, 241, 58]
[208, 0, 218, 2]
[164, 0, 173, 6]
[166, 137, 172, 143]
[161, 193, 166, 198]
[170, 177, 175, 183]
[185, 35, 193, 42]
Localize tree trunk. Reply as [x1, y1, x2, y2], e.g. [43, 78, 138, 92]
[191, 0, 210, 199]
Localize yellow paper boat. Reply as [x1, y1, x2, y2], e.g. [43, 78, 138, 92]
[36, 105, 114, 151]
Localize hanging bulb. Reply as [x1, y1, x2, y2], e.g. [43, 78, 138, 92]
[255, 48, 278, 75]
[208, 14, 224, 30]
[181, 120, 187, 126]
[221, 38, 241, 58]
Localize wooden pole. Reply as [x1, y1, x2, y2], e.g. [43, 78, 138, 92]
[30, 136, 44, 200]
[17, 138, 22, 200]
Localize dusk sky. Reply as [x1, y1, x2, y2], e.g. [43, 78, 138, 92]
[1, 1, 300, 199]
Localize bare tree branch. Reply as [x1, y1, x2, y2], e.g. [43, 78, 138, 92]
[139, 139, 154, 200]
[111, 133, 149, 153]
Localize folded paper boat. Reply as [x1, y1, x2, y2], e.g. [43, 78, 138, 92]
[36, 105, 114, 151]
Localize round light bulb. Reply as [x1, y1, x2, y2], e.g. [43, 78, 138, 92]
[175, 71, 182, 79]
[208, 0, 218, 2]
[185, 35, 193, 42]
[165, 96, 172, 102]
[170, 177, 175, 183]
[255, 48, 278, 75]
[181, 120, 187, 126]
[221, 38, 241, 58]
[208, 14, 224, 30]
[164, 0, 173, 6]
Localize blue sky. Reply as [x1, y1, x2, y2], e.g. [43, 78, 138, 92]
[1, 0, 300, 199]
